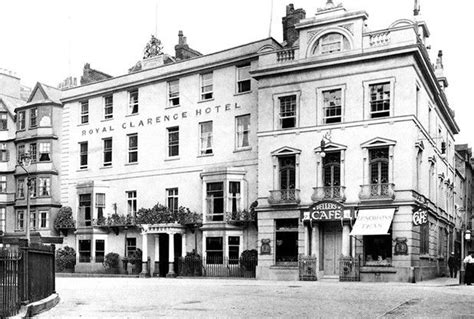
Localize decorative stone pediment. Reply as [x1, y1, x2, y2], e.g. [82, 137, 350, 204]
[314, 141, 347, 153]
[271, 146, 302, 156]
[360, 137, 397, 148]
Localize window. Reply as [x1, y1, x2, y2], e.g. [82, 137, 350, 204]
[312, 32, 350, 55]
[95, 240, 105, 263]
[168, 80, 180, 106]
[39, 211, 48, 228]
[79, 142, 88, 169]
[16, 210, 24, 231]
[129, 89, 139, 114]
[0, 113, 7, 130]
[279, 95, 297, 129]
[30, 211, 37, 230]
[199, 121, 213, 155]
[323, 89, 342, 123]
[104, 95, 113, 120]
[416, 149, 422, 191]
[126, 238, 137, 257]
[80, 101, 89, 124]
[79, 240, 91, 263]
[229, 182, 241, 215]
[206, 237, 223, 264]
[370, 83, 391, 118]
[237, 64, 251, 93]
[364, 233, 392, 266]
[30, 178, 37, 198]
[275, 219, 298, 263]
[279, 156, 296, 191]
[30, 143, 37, 162]
[18, 111, 26, 130]
[0, 208, 5, 232]
[167, 188, 178, 213]
[38, 177, 51, 197]
[323, 152, 341, 187]
[438, 227, 447, 257]
[0, 143, 8, 162]
[200, 73, 213, 100]
[96, 193, 105, 220]
[39, 142, 51, 161]
[228, 236, 240, 264]
[369, 148, 389, 185]
[17, 178, 24, 198]
[128, 134, 138, 163]
[79, 194, 92, 227]
[206, 182, 224, 221]
[0, 176, 6, 193]
[17, 144, 25, 162]
[127, 191, 137, 216]
[236, 115, 250, 149]
[168, 127, 179, 157]
[103, 138, 112, 166]
[30, 108, 37, 128]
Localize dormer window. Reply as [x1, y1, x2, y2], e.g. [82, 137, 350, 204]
[313, 33, 350, 55]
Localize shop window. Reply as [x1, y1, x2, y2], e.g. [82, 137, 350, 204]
[128, 134, 138, 163]
[129, 89, 139, 115]
[79, 142, 88, 169]
[96, 193, 105, 220]
[322, 89, 342, 123]
[228, 236, 240, 264]
[168, 127, 179, 157]
[127, 238, 137, 257]
[39, 142, 51, 162]
[200, 72, 213, 100]
[168, 80, 180, 106]
[364, 234, 392, 266]
[80, 101, 89, 124]
[127, 191, 137, 216]
[104, 95, 113, 120]
[79, 194, 92, 226]
[199, 121, 213, 155]
[95, 240, 105, 263]
[236, 64, 251, 93]
[206, 182, 224, 221]
[30, 108, 37, 128]
[275, 218, 299, 264]
[369, 83, 391, 118]
[235, 115, 250, 149]
[167, 188, 178, 213]
[0, 113, 7, 130]
[279, 95, 297, 129]
[103, 138, 112, 166]
[79, 240, 91, 263]
[206, 237, 223, 264]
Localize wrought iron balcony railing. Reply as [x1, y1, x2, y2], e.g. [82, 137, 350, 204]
[311, 186, 346, 202]
[359, 183, 395, 200]
[268, 189, 301, 205]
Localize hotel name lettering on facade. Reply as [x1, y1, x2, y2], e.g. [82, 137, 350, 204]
[80, 102, 243, 136]
[301, 201, 355, 221]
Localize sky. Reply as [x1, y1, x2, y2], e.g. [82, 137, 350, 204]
[0, 0, 472, 144]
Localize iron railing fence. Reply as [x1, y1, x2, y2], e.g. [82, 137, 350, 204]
[177, 256, 257, 278]
[25, 244, 55, 303]
[339, 255, 361, 282]
[0, 249, 21, 317]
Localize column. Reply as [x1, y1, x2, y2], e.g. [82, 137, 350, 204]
[311, 224, 319, 258]
[140, 233, 150, 277]
[153, 236, 160, 277]
[304, 225, 310, 256]
[167, 233, 176, 277]
[342, 224, 351, 257]
[181, 234, 186, 257]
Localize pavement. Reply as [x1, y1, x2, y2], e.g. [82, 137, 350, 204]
[35, 275, 473, 318]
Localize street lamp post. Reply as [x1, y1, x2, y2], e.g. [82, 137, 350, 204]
[17, 153, 32, 242]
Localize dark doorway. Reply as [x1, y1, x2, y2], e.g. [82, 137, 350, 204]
[159, 234, 169, 277]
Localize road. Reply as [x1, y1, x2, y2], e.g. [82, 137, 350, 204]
[38, 277, 474, 318]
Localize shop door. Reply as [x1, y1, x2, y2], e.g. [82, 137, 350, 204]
[323, 223, 342, 276]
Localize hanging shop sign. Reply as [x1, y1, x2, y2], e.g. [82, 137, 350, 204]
[301, 200, 354, 221]
[412, 209, 428, 226]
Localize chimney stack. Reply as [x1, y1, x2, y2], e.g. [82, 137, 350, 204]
[282, 4, 306, 47]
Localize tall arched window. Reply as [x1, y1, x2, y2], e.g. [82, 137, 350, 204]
[279, 156, 296, 190]
[369, 148, 389, 196]
[312, 32, 350, 55]
[323, 152, 341, 187]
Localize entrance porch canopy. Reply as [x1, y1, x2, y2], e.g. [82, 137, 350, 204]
[350, 209, 395, 236]
[141, 223, 186, 234]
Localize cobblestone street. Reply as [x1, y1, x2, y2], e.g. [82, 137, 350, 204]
[38, 277, 474, 318]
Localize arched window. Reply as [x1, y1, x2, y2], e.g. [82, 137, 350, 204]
[369, 148, 389, 185]
[312, 32, 350, 55]
[323, 152, 341, 187]
[279, 156, 296, 190]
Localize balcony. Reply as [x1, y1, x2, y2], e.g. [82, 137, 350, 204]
[268, 189, 301, 206]
[311, 186, 346, 203]
[359, 183, 395, 201]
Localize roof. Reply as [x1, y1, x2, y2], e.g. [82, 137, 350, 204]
[25, 82, 61, 106]
[0, 93, 25, 115]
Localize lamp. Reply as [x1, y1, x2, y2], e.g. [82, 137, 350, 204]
[320, 139, 326, 158]
[466, 230, 472, 241]
[17, 152, 32, 242]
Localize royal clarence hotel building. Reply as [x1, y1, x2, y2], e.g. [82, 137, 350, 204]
[57, 1, 460, 282]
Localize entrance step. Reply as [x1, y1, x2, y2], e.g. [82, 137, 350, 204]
[319, 276, 339, 282]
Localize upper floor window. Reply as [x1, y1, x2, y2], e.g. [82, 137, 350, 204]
[39, 210, 49, 229]
[127, 191, 137, 216]
[128, 134, 138, 163]
[18, 111, 26, 130]
[17, 144, 25, 162]
[30, 143, 37, 162]
[30, 108, 37, 128]
[323, 152, 341, 187]
[168, 127, 179, 157]
[279, 95, 297, 129]
[168, 80, 180, 106]
[0, 176, 6, 193]
[279, 156, 296, 191]
[200, 73, 213, 100]
[0, 208, 5, 233]
[16, 210, 24, 231]
[229, 182, 241, 213]
[79, 142, 88, 169]
[0, 113, 7, 130]
[313, 32, 350, 55]
[369, 148, 389, 185]
[323, 89, 342, 123]
[103, 138, 112, 167]
[38, 177, 51, 197]
[206, 182, 224, 221]
[199, 121, 213, 155]
[104, 95, 113, 120]
[96, 193, 105, 220]
[0, 143, 9, 162]
[80, 101, 89, 124]
[129, 89, 139, 115]
[39, 142, 51, 162]
[236, 64, 251, 93]
[370, 83, 391, 118]
[167, 188, 179, 213]
[79, 194, 92, 227]
[17, 178, 25, 198]
[236, 115, 250, 149]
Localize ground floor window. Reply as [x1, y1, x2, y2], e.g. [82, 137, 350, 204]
[127, 238, 137, 257]
[79, 240, 91, 263]
[228, 236, 240, 264]
[206, 237, 223, 264]
[275, 219, 299, 264]
[420, 223, 429, 255]
[364, 234, 392, 266]
[95, 240, 105, 263]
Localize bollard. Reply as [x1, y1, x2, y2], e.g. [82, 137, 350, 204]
[408, 266, 416, 283]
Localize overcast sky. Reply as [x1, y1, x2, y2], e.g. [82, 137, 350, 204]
[1, 0, 472, 144]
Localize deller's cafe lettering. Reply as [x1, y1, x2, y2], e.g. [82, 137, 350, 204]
[302, 200, 355, 221]
[81, 102, 243, 136]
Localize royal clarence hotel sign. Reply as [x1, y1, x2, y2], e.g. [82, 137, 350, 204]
[301, 200, 355, 222]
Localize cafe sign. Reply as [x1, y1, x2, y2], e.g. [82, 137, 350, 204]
[412, 209, 428, 226]
[301, 200, 354, 222]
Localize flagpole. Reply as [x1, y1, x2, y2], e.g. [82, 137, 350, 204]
[268, 0, 274, 38]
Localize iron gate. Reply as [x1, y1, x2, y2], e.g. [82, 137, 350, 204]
[339, 255, 360, 281]
[298, 255, 317, 281]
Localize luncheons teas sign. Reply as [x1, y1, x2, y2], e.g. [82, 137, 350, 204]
[301, 200, 355, 221]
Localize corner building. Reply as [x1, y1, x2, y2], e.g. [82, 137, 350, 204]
[254, 3, 459, 281]
[60, 35, 278, 274]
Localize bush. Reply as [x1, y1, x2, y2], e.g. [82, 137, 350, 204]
[240, 249, 258, 271]
[56, 246, 76, 272]
[103, 252, 120, 270]
[54, 206, 75, 230]
[128, 249, 142, 273]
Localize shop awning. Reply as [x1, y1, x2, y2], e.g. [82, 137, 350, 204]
[350, 209, 395, 236]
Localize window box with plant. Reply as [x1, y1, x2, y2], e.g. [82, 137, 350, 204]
[54, 206, 76, 236]
[135, 203, 202, 227]
[93, 213, 136, 235]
